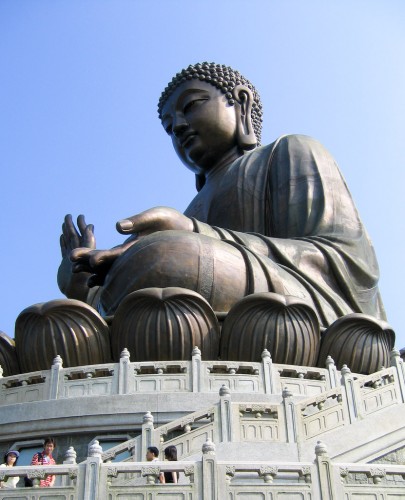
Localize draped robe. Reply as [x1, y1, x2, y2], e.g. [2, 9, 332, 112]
[100, 134, 385, 328]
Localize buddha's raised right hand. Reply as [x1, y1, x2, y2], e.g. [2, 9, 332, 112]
[57, 214, 97, 301]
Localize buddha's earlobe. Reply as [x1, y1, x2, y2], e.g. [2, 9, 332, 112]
[233, 84, 257, 150]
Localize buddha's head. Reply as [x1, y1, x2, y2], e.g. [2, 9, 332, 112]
[158, 63, 263, 185]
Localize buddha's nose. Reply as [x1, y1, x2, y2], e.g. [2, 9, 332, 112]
[173, 115, 188, 137]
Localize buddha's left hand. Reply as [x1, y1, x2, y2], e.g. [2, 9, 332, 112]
[116, 206, 193, 236]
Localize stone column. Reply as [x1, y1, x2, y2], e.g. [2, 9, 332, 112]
[141, 411, 154, 461]
[202, 440, 218, 500]
[118, 348, 130, 395]
[219, 385, 232, 442]
[325, 356, 338, 389]
[315, 441, 339, 500]
[282, 387, 297, 442]
[61, 446, 77, 487]
[261, 349, 276, 394]
[390, 349, 405, 403]
[340, 365, 359, 423]
[192, 346, 202, 392]
[83, 440, 103, 500]
[49, 355, 63, 400]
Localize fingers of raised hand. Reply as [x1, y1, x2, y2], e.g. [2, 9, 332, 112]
[62, 214, 80, 250]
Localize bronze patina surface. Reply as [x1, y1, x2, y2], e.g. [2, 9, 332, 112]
[7, 63, 395, 374]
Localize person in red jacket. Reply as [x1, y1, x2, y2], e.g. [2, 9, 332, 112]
[30, 437, 56, 487]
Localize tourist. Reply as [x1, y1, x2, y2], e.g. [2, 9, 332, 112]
[0, 450, 19, 488]
[162, 445, 178, 484]
[146, 446, 160, 462]
[30, 437, 56, 487]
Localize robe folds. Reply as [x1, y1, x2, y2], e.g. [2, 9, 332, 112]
[184, 134, 385, 327]
[100, 135, 385, 328]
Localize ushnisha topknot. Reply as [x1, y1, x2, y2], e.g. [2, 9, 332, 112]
[158, 62, 263, 145]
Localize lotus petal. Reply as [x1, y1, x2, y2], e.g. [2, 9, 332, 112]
[110, 287, 219, 361]
[220, 292, 320, 365]
[317, 313, 395, 374]
[15, 299, 111, 372]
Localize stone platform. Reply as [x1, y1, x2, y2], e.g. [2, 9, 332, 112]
[0, 348, 404, 499]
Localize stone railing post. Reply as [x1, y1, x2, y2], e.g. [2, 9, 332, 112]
[282, 387, 298, 442]
[83, 440, 103, 500]
[192, 346, 202, 392]
[141, 411, 154, 461]
[315, 441, 339, 499]
[61, 446, 77, 487]
[202, 440, 218, 500]
[49, 355, 63, 400]
[325, 356, 338, 389]
[219, 385, 232, 442]
[261, 349, 276, 394]
[118, 348, 131, 395]
[390, 349, 405, 403]
[340, 365, 358, 423]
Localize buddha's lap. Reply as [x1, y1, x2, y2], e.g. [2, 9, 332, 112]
[98, 230, 313, 315]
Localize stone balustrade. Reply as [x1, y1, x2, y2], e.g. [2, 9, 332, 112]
[3, 348, 404, 405]
[0, 440, 403, 499]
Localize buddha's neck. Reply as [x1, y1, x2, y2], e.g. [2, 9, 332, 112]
[205, 147, 242, 180]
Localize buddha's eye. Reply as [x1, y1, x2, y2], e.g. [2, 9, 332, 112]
[183, 98, 206, 113]
[164, 123, 173, 135]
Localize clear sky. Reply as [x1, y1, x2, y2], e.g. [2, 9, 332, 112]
[1, 0, 404, 354]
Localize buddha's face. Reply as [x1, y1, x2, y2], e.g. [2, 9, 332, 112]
[161, 80, 239, 174]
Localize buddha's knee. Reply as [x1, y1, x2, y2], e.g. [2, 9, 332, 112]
[100, 230, 248, 315]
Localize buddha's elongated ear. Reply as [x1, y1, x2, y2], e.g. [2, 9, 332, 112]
[233, 84, 257, 150]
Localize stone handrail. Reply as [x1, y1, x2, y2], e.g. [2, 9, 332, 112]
[0, 350, 404, 410]
[0, 441, 404, 499]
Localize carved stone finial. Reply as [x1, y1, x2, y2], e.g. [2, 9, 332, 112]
[340, 364, 351, 376]
[219, 384, 231, 397]
[88, 440, 103, 457]
[202, 439, 216, 455]
[261, 349, 271, 360]
[64, 446, 77, 463]
[53, 355, 63, 367]
[192, 346, 201, 358]
[120, 348, 130, 360]
[325, 355, 335, 367]
[143, 411, 154, 424]
[315, 440, 328, 456]
[390, 348, 400, 361]
[282, 387, 293, 398]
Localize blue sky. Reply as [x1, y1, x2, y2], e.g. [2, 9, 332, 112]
[1, 0, 404, 353]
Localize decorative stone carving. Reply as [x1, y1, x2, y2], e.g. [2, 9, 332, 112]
[110, 287, 220, 361]
[369, 467, 386, 484]
[107, 467, 118, 478]
[315, 441, 328, 456]
[259, 465, 278, 483]
[27, 469, 46, 479]
[184, 465, 195, 476]
[64, 446, 77, 464]
[317, 313, 395, 374]
[202, 439, 216, 455]
[220, 292, 320, 365]
[88, 440, 103, 457]
[143, 411, 154, 424]
[300, 466, 312, 483]
[0, 331, 20, 376]
[15, 299, 111, 372]
[141, 466, 161, 475]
